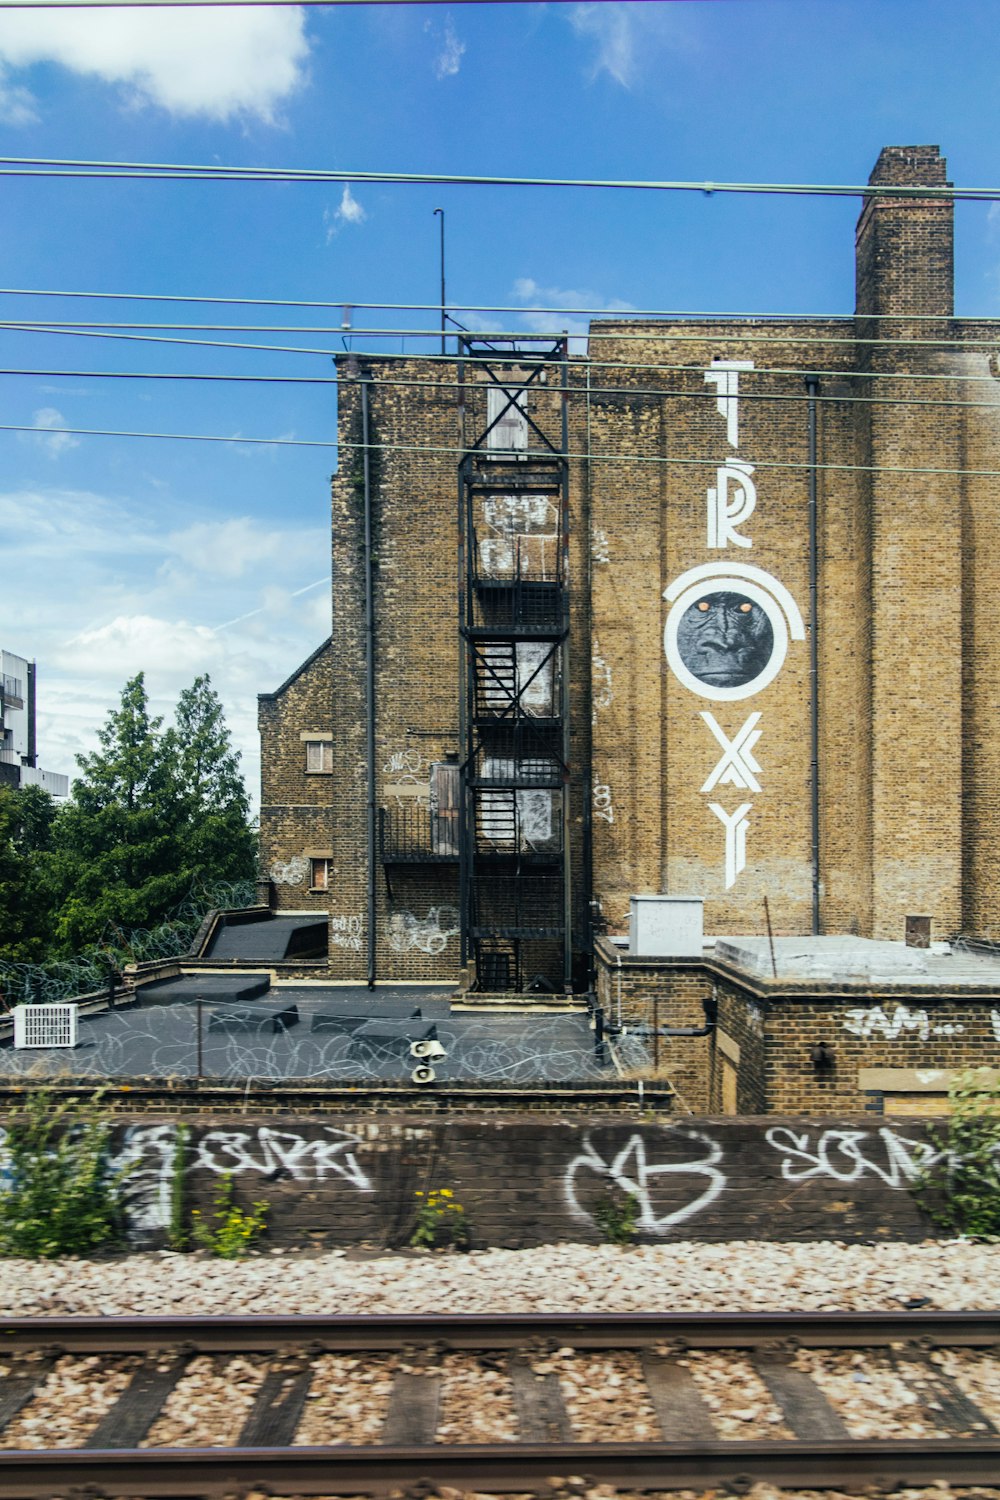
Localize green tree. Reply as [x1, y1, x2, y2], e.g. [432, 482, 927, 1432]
[173, 675, 256, 884]
[0, 784, 58, 964]
[49, 674, 189, 949]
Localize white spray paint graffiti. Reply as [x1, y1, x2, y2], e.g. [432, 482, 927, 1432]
[765, 1125, 943, 1187]
[330, 913, 363, 952]
[842, 1004, 965, 1042]
[592, 637, 613, 713]
[591, 526, 610, 564]
[565, 1130, 726, 1234]
[269, 855, 308, 887]
[479, 493, 558, 579]
[593, 782, 615, 825]
[195, 1126, 372, 1189]
[383, 747, 427, 805]
[107, 1125, 373, 1234]
[388, 904, 460, 956]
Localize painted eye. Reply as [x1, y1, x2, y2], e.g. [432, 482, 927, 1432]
[739, 603, 752, 613]
[697, 600, 710, 612]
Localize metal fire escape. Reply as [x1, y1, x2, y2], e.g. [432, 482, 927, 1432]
[457, 335, 573, 993]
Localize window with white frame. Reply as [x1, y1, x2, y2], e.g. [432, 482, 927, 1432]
[310, 857, 332, 890]
[305, 739, 333, 773]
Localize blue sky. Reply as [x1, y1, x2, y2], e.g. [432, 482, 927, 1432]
[2, 0, 998, 807]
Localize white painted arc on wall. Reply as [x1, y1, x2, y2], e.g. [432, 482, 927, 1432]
[662, 562, 806, 703]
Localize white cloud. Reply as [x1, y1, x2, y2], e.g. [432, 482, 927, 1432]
[324, 185, 367, 241]
[567, 2, 692, 89]
[3, 484, 330, 810]
[426, 14, 466, 80]
[512, 278, 634, 353]
[0, 4, 310, 122]
[163, 516, 325, 582]
[0, 67, 37, 125]
[29, 407, 80, 458]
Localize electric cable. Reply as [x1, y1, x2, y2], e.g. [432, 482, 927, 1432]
[0, 154, 993, 200]
[4, 419, 1000, 480]
[5, 318, 998, 354]
[3, 364, 1000, 415]
[5, 318, 995, 354]
[0, 286, 984, 323]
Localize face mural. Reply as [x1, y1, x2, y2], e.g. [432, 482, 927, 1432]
[675, 591, 774, 689]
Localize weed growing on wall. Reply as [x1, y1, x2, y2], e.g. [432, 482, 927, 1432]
[410, 1187, 469, 1250]
[915, 1070, 1000, 1240]
[594, 1186, 640, 1246]
[191, 1172, 268, 1258]
[168, 1124, 190, 1251]
[0, 1089, 129, 1258]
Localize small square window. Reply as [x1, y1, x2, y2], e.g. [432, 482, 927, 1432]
[306, 740, 333, 773]
[310, 857, 332, 891]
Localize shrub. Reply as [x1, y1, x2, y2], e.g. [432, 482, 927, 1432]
[914, 1070, 1000, 1240]
[594, 1186, 640, 1246]
[0, 1089, 129, 1258]
[410, 1187, 469, 1250]
[191, 1172, 268, 1258]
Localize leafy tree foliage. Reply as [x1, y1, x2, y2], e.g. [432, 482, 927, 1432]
[0, 673, 257, 959]
[0, 784, 58, 963]
[173, 675, 256, 884]
[49, 674, 189, 948]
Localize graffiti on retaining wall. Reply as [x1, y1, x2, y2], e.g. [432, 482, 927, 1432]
[195, 1125, 372, 1189]
[110, 1124, 373, 1233]
[565, 1129, 726, 1233]
[388, 905, 460, 956]
[565, 1122, 953, 1237]
[765, 1125, 944, 1188]
[330, 914, 363, 952]
[842, 1004, 965, 1042]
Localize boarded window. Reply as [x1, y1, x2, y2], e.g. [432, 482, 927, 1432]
[430, 759, 460, 856]
[310, 857, 332, 890]
[486, 386, 528, 452]
[305, 740, 333, 773]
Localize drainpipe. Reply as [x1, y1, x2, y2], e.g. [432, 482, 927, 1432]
[805, 374, 821, 936]
[362, 377, 377, 989]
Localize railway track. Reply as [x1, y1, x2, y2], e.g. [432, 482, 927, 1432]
[0, 1312, 999, 1496]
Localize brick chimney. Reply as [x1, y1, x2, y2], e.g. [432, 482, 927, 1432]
[855, 145, 953, 320]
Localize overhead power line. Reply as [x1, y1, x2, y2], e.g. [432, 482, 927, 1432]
[5, 420, 1000, 481]
[5, 320, 999, 355]
[0, 154, 996, 199]
[4, 365, 1000, 414]
[0, 286, 982, 324]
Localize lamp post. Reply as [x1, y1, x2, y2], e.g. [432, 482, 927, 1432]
[433, 207, 446, 356]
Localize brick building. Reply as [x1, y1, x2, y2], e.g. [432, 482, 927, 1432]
[260, 144, 1000, 1000]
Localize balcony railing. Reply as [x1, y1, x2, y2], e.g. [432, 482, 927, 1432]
[379, 805, 459, 863]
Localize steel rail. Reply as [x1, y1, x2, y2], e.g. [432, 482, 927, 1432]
[2, 1309, 999, 1354]
[2, 1437, 1000, 1497]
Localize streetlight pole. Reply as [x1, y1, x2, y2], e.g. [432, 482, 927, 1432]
[433, 207, 446, 356]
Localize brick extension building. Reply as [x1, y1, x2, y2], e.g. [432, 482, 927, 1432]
[259, 144, 1000, 1001]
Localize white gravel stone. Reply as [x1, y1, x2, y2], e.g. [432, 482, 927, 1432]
[3, 1240, 1000, 1318]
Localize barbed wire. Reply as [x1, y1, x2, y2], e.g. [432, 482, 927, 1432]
[0, 878, 258, 1008]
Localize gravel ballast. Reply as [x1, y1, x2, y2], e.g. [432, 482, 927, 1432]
[3, 1239, 1000, 1317]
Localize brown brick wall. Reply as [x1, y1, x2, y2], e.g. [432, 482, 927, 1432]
[258, 641, 336, 921]
[259, 145, 1000, 985]
[96, 1111, 943, 1248]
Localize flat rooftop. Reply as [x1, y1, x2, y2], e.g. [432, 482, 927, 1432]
[713, 935, 1000, 988]
[0, 979, 611, 1083]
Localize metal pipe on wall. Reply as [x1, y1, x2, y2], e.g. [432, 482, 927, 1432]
[361, 377, 377, 989]
[805, 374, 821, 935]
